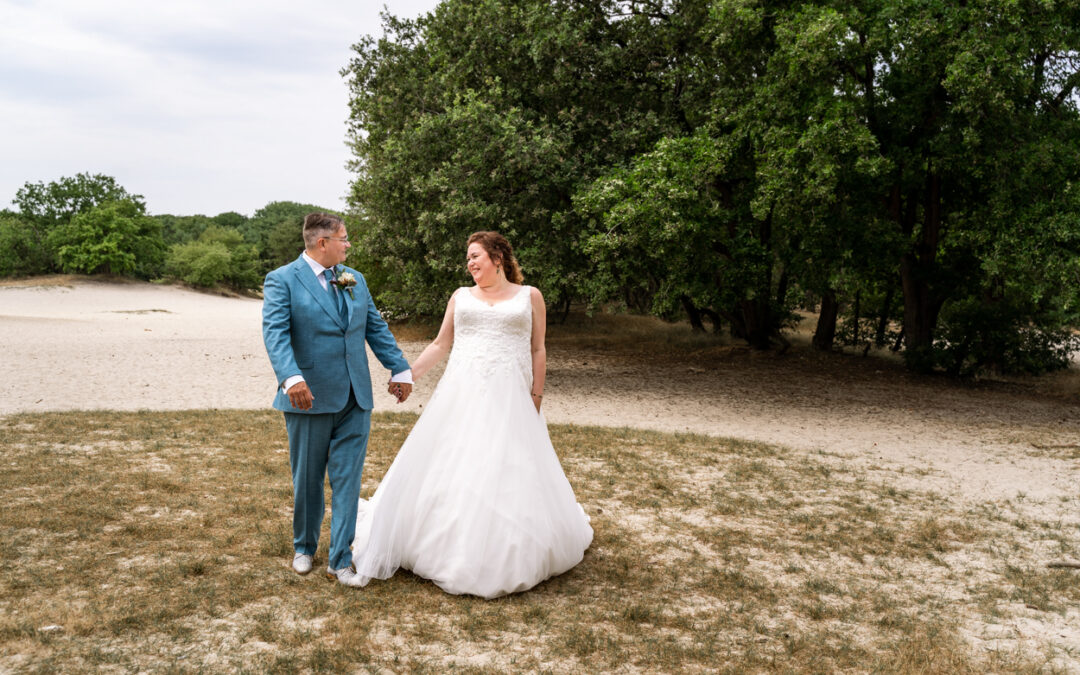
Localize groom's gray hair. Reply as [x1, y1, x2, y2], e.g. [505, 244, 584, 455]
[303, 213, 344, 249]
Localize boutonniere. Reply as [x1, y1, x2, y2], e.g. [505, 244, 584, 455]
[332, 269, 356, 299]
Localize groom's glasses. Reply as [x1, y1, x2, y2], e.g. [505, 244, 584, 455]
[321, 236, 350, 243]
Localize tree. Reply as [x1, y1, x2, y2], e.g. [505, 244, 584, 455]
[14, 172, 144, 228]
[166, 225, 262, 291]
[212, 211, 248, 231]
[12, 173, 146, 274]
[344, 0, 667, 316]
[0, 210, 52, 277]
[48, 199, 165, 277]
[814, 0, 1080, 370]
[575, 0, 802, 347]
[344, 0, 1080, 371]
[154, 214, 215, 246]
[242, 201, 328, 272]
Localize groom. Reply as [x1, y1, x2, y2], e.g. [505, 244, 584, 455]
[262, 212, 412, 587]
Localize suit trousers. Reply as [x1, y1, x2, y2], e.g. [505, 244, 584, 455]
[284, 389, 371, 570]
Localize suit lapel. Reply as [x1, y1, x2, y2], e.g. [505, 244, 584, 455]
[293, 257, 347, 330]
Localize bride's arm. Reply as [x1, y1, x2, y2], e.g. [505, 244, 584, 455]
[410, 292, 457, 381]
[529, 286, 547, 412]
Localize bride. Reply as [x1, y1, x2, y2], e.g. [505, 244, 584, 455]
[348, 231, 593, 598]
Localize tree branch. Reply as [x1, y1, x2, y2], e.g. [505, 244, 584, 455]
[1048, 69, 1080, 113]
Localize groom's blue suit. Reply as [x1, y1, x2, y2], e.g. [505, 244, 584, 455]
[262, 255, 409, 571]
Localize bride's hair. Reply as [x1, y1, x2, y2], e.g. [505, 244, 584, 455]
[467, 231, 523, 284]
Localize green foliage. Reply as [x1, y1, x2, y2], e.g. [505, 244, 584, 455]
[264, 219, 305, 270]
[243, 201, 328, 272]
[930, 296, 1079, 376]
[10, 173, 147, 274]
[47, 199, 164, 277]
[165, 226, 261, 291]
[0, 211, 52, 277]
[344, 0, 1080, 371]
[5, 1, 1060, 373]
[4, 172, 334, 291]
[14, 172, 144, 229]
[154, 214, 215, 246]
[577, 133, 773, 326]
[344, 0, 666, 316]
[212, 211, 248, 231]
[353, 90, 578, 313]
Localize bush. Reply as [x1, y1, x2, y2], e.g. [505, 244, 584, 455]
[916, 296, 1080, 376]
[47, 200, 164, 277]
[0, 213, 54, 277]
[263, 218, 305, 271]
[166, 226, 262, 291]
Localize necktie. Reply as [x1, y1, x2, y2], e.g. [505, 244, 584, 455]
[324, 269, 347, 322]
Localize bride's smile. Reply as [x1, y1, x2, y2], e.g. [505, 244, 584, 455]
[466, 243, 501, 287]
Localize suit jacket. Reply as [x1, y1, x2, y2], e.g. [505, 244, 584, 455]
[262, 255, 409, 414]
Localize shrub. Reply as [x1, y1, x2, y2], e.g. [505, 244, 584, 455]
[166, 226, 261, 291]
[916, 296, 1080, 376]
[47, 200, 164, 277]
[0, 213, 54, 277]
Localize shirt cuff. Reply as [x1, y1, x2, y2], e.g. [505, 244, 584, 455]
[390, 369, 413, 384]
[282, 375, 305, 394]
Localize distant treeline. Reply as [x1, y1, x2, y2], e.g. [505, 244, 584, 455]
[0, 172, 326, 291]
[343, 0, 1080, 376]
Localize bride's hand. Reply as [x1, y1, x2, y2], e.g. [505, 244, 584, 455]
[531, 392, 542, 412]
[388, 380, 412, 403]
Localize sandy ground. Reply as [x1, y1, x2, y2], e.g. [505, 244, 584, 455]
[2, 277, 1078, 516]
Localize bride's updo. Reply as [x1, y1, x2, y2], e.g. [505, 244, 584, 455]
[467, 231, 523, 284]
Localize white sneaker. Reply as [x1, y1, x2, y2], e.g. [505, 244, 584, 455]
[292, 553, 313, 575]
[326, 565, 367, 588]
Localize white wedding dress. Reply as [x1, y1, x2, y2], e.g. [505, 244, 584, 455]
[351, 285, 593, 598]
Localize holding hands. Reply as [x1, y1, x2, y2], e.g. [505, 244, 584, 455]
[389, 380, 412, 403]
[285, 379, 411, 409]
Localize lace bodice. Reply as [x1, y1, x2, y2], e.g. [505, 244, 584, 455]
[445, 285, 533, 385]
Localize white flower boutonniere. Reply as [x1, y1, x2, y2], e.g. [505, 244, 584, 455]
[333, 270, 356, 299]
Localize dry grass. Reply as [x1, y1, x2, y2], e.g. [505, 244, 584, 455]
[1, 410, 1077, 673]
[0, 274, 258, 298]
[0, 274, 86, 288]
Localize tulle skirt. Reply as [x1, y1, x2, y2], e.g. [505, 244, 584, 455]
[351, 361, 593, 599]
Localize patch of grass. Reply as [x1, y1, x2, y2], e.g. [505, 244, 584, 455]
[0, 410, 1076, 672]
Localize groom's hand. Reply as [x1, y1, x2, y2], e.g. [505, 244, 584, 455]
[287, 381, 314, 410]
[388, 381, 412, 403]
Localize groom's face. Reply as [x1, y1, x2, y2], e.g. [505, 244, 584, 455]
[321, 225, 351, 266]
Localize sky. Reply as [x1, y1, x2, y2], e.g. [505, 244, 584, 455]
[0, 0, 442, 217]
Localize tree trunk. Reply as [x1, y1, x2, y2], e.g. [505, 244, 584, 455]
[900, 172, 945, 368]
[738, 299, 773, 350]
[700, 308, 723, 333]
[680, 295, 705, 332]
[813, 289, 839, 351]
[775, 266, 790, 308]
[900, 256, 937, 351]
[555, 296, 571, 324]
[852, 289, 862, 346]
[875, 286, 894, 346]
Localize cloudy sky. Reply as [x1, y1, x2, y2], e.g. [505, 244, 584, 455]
[0, 0, 441, 216]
